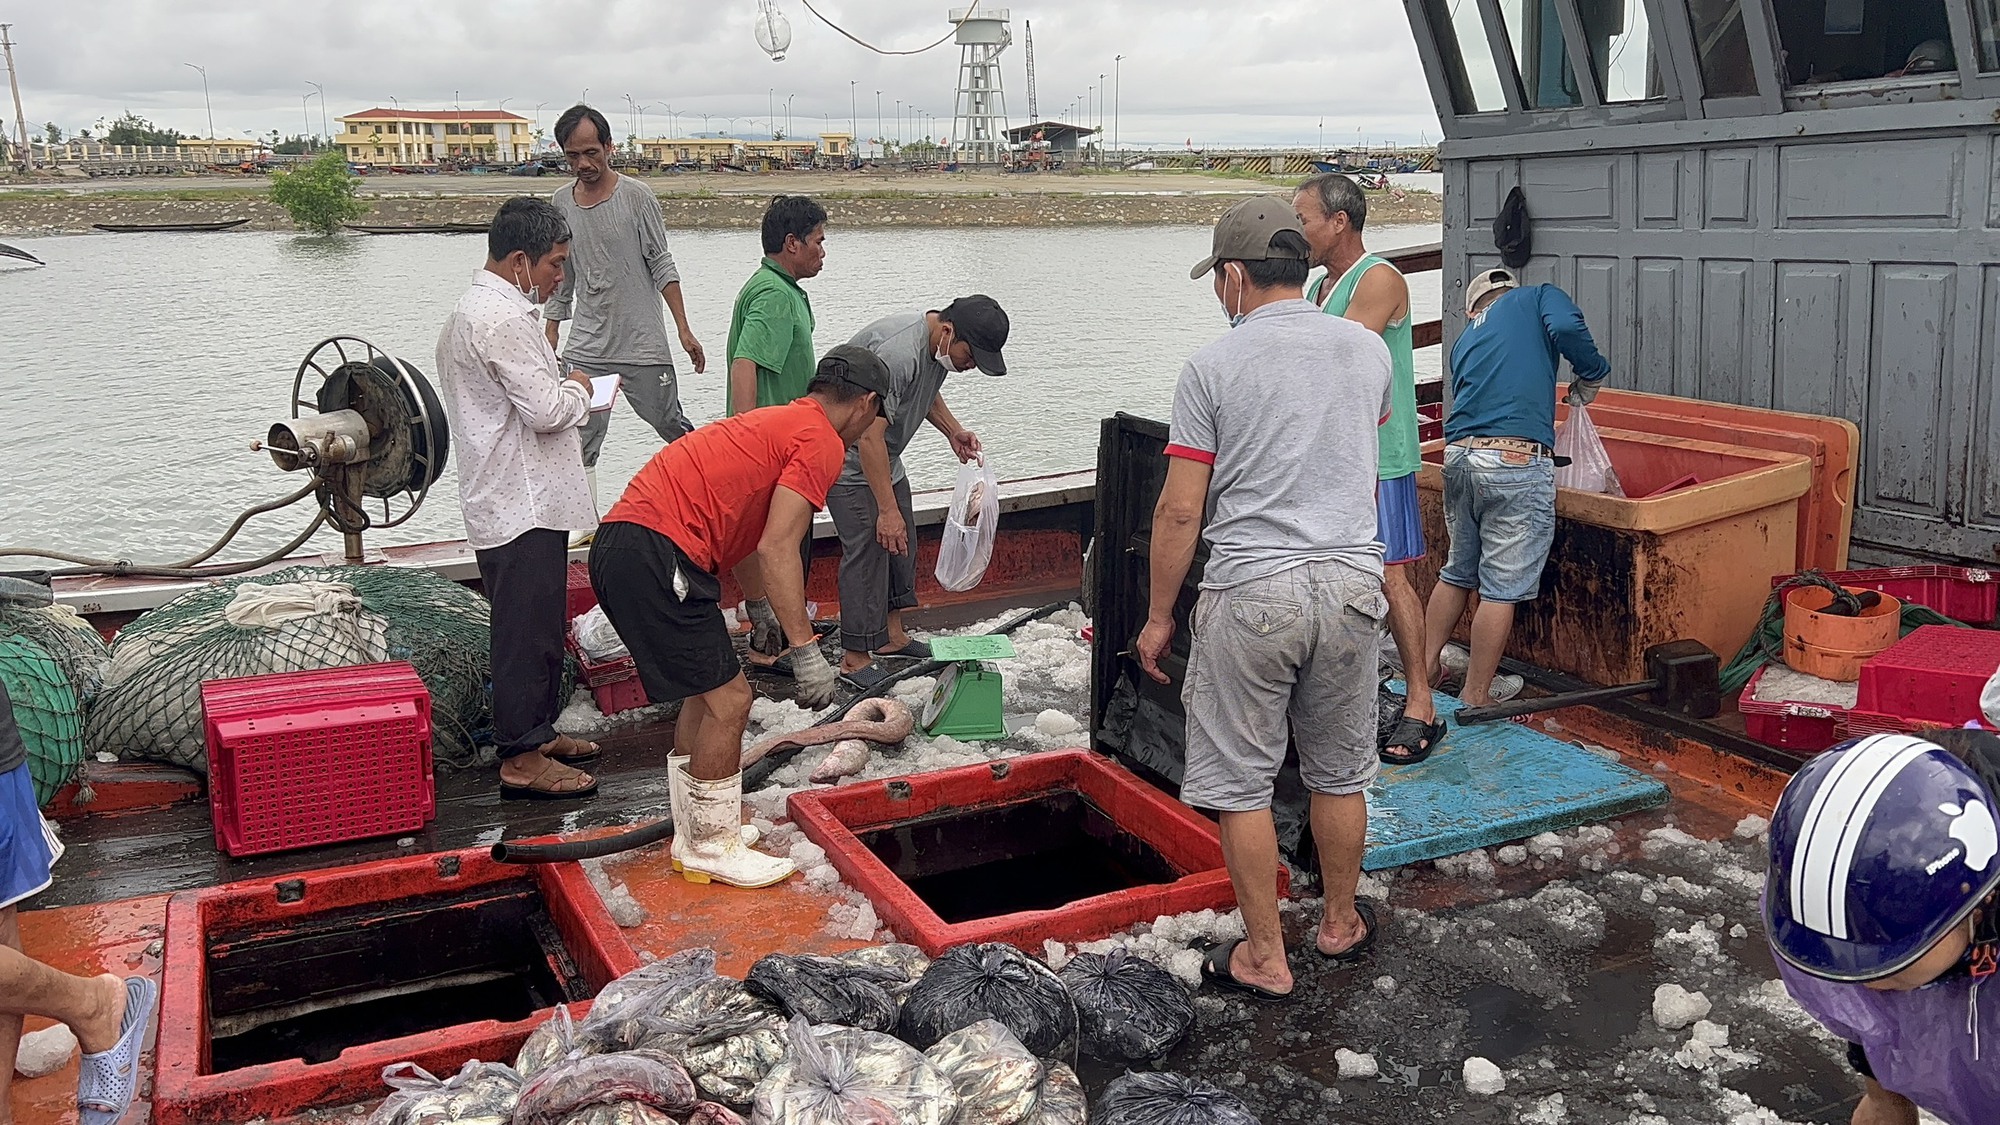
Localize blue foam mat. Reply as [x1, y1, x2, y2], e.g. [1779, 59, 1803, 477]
[1362, 687, 1670, 871]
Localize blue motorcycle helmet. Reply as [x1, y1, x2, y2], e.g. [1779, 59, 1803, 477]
[1766, 731, 2000, 983]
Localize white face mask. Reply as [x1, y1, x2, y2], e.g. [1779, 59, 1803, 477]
[934, 328, 956, 370]
[513, 261, 543, 306]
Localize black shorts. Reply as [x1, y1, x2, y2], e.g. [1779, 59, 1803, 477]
[588, 521, 740, 704]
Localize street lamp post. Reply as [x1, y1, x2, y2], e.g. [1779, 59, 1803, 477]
[623, 93, 637, 148]
[786, 93, 796, 140]
[874, 90, 882, 159]
[309, 81, 327, 143]
[184, 63, 214, 139]
[768, 88, 776, 138]
[1113, 55, 1123, 161]
[300, 93, 312, 147]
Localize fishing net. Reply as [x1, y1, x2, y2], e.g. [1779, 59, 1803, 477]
[0, 605, 112, 710]
[0, 635, 85, 807]
[86, 565, 501, 772]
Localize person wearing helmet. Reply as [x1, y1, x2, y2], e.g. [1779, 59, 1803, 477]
[1765, 731, 2000, 1125]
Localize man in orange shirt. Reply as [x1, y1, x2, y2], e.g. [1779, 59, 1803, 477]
[589, 345, 890, 888]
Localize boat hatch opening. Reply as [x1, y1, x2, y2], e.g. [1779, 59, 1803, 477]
[205, 882, 579, 1071]
[861, 791, 1182, 923]
[787, 750, 1282, 954]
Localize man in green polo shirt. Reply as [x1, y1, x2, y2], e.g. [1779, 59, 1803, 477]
[1295, 173, 1446, 765]
[726, 195, 827, 415]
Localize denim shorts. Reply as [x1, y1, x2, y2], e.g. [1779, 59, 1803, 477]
[1181, 560, 1387, 811]
[1438, 445, 1557, 604]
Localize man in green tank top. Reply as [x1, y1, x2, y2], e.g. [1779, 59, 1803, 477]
[1295, 174, 1444, 763]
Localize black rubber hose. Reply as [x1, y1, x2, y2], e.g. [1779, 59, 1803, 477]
[490, 815, 675, 864]
[492, 599, 1076, 864]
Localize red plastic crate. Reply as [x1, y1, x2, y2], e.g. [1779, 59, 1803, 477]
[1738, 667, 1847, 753]
[200, 663, 436, 857]
[1772, 566, 1997, 625]
[788, 750, 1285, 955]
[568, 640, 650, 716]
[1851, 626, 2000, 726]
[567, 562, 598, 621]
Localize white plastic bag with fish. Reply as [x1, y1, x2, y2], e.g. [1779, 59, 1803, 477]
[572, 605, 630, 661]
[1553, 404, 1625, 497]
[935, 456, 1000, 592]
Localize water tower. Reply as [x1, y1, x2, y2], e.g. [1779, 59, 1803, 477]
[948, 6, 1011, 164]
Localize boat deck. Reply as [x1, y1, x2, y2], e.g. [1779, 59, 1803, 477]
[13, 582, 1870, 1124]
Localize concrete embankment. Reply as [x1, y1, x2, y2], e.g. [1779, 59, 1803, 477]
[0, 187, 1442, 237]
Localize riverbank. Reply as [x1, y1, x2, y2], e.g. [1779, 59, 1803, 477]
[0, 169, 1442, 235]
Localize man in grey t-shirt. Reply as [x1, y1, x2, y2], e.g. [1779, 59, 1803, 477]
[1136, 197, 1393, 1003]
[542, 105, 708, 516]
[827, 297, 1010, 687]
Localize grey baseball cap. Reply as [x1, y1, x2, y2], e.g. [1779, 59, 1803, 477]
[1190, 196, 1310, 279]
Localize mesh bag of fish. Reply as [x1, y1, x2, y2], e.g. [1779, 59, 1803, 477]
[84, 565, 504, 772]
[366, 1060, 524, 1125]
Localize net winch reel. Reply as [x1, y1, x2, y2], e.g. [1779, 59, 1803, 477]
[254, 335, 451, 564]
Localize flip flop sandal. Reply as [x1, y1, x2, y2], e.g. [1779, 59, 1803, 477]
[1379, 717, 1447, 766]
[77, 975, 158, 1125]
[1194, 938, 1293, 1003]
[840, 664, 898, 690]
[875, 639, 933, 660]
[501, 758, 599, 801]
[1315, 900, 1380, 963]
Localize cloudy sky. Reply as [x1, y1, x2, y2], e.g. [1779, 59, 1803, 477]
[8, 0, 1443, 149]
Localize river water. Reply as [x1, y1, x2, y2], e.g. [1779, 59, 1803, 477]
[0, 223, 1440, 561]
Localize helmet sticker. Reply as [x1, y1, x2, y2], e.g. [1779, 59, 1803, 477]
[1942, 800, 1999, 873]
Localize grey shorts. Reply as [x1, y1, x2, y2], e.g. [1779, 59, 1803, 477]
[1181, 559, 1387, 812]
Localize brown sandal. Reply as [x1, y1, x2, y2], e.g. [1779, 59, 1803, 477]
[539, 733, 601, 765]
[501, 756, 599, 801]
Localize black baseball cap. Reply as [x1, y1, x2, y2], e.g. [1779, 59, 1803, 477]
[940, 295, 1009, 376]
[818, 345, 894, 422]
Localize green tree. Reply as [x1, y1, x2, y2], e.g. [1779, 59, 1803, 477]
[102, 112, 182, 146]
[269, 150, 367, 235]
[42, 122, 62, 144]
[272, 134, 323, 155]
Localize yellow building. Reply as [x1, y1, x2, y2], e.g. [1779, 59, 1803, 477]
[636, 138, 743, 167]
[176, 137, 267, 164]
[819, 132, 853, 160]
[336, 109, 533, 165]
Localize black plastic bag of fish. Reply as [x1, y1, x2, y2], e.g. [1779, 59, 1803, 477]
[637, 975, 790, 1105]
[1059, 948, 1196, 1063]
[514, 1048, 699, 1125]
[750, 1015, 961, 1125]
[1089, 1072, 1261, 1125]
[368, 1060, 524, 1125]
[580, 948, 722, 1052]
[899, 942, 1078, 1057]
[745, 943, 929, 1032]
[921, 1018, 1048, 1125]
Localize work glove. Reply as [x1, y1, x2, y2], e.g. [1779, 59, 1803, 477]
[1564, 379, 1602, 408]
[746, 597, 784, 658]
[788, 641, 839, 710]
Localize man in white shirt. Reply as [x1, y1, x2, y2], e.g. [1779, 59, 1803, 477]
[436, 196, 601, 801]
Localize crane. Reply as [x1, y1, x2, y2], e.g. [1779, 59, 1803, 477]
[1023, 19, 1038, 122]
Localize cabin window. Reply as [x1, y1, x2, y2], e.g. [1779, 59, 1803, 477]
[1582, 0, 1667, 99]
[1770, 0, 1956, 84]
[1970, 0, 2000, 68]
[1687, 0, 1762, 95]
[1424, 0, 1512, 111]
[1501, 0, 1586, 106]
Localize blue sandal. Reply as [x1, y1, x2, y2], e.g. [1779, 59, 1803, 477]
[77, 976, 157, 1125]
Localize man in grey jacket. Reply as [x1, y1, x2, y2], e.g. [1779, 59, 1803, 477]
[543, 104, 708, 523]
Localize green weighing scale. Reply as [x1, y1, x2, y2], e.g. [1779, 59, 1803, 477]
[920, 634, 1017, 741]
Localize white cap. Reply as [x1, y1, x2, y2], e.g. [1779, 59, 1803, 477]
[1466, 268, 1519, 316]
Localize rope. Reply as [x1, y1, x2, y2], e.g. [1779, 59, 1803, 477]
[797, 0, 986, 57]
[1720, 570, 1968, 694]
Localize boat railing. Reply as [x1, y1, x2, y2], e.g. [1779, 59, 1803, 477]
[1377, 241, 1445, 409]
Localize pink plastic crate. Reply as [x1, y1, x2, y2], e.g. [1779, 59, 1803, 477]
[1850, 626, 2000, 726]
[566, 562, 597, 621]
[1772, 566, 1997, 625]
[569, 641, 649, 716]
[1738, 667, 1847, 753]
[200, 663, 436, 857]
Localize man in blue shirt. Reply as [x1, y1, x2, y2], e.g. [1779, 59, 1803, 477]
[1422, 268, 1609, 707]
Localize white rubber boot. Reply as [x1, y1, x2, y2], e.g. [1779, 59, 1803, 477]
[668, 754, 758, 871]
[677, 769, 796, 889]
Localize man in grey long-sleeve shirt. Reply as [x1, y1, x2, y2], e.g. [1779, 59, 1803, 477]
[542, 105, 708, 508]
